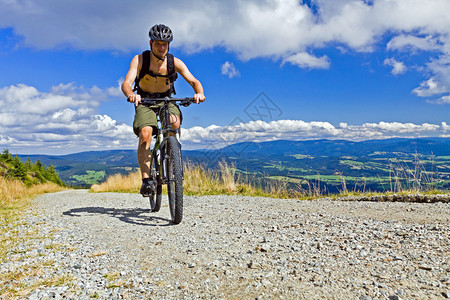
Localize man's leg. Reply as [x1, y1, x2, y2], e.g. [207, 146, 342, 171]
[137, 126, 153, 179]
[133, 104, 158, 196]
[170, 114, 181, 136]
[138, 126, 155, 196]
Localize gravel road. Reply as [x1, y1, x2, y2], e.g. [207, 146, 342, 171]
[2, 190, 449, 299]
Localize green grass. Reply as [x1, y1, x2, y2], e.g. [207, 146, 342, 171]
[339, 160, 364, 170]
[290, 154, 314, 159]
[436, 156, 450, 160]
[263, 164, 309, 173]
[71, 170, 106, 185]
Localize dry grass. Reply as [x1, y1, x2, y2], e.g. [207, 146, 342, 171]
[0, 177, 64, 207]
[0, 176, 66, 262]
[90, 161, 298, 198]
[0, 263, 73, 299]
[182, 161, 221, 194]
[90, 160, 448, 199]
[183, 161, 249, 195]
[218, 161, 238, 193]
[1, 176, 65, 222]
[183, 161, 273, 196]
[90, 172, 141, 193]
[0, 176, 67, 298]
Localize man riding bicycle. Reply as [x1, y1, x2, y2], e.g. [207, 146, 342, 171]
[121, 24, 205, 196]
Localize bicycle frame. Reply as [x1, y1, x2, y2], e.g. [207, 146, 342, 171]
[141, 97, 194, 184]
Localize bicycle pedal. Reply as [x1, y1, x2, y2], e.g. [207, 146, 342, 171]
[140, 181, 156, 197]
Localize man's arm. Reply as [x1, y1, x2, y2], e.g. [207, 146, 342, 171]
[174, 57, 205, 103]
[121, 55, 141, 107]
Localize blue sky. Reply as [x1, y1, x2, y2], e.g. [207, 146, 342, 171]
[0, 0, 449, 155]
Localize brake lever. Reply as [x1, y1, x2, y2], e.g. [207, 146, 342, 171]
[180, 100, 192, 107]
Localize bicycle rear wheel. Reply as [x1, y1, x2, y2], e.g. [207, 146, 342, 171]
[149, 184, 162, 212]
[165, 136, 183, 224]
[149, 152, 162, 212]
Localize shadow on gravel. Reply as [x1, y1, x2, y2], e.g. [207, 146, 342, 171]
[63, 207, 173, 226]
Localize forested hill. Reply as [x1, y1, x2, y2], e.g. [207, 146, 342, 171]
[0, 150, 64, 186]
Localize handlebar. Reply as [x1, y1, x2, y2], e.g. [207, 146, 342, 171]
[143, 97, 195, 107]
[127, 96, 196, 107]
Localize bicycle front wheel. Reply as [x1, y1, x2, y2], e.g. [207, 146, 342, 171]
[165, 136, 183, 224]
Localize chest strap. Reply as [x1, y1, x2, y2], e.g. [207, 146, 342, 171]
[134, 50, 178, 96]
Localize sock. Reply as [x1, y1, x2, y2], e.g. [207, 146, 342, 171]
[142, 178, 150, 185]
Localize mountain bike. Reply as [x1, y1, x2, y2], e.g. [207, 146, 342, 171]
[140, 97, 195, 224]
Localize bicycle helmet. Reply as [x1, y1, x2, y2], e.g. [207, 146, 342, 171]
[149, 24, 173, 42]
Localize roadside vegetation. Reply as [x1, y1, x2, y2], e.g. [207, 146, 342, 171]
[0, 149, 67, 297]
[90, 160, 448, 198]
[91, 161, 294, 198]
[0, 150, 64, 187]
[0, 150, 67, 223]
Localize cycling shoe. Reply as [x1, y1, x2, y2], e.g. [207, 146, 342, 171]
[140, 180, 155, 197]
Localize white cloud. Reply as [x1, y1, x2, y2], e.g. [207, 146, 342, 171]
[284, 52, 330, 69]
[387, 35, 443, 52]
[1, 1, 448, 54]
[438, 96, 450, 104]
[106, 84, 123, 97]
[442, 122, 450, 132]
[427, 95, 450, 104]
[181, 119, 449, 150]
[52, 108, 77, 123]
[383, 58, 407, 75]
[413, 78, 446, 97]
[0, 135, 17, 145]
[0, 84, 136, 154]
[221, 61, 240, 78]
[1, 82, 447, 154]
[1, 1, 450, 101]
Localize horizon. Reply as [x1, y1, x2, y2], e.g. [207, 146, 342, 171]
[14, 136, 450, 157]
[1, 0, 449, 155]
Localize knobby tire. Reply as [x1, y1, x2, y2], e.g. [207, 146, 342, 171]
[149, 153, 162, 212]
[166, 136, 183, 224]
[149, 184, 162, 212]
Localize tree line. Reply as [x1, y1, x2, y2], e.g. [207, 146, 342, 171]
[0, 149, 64, 186]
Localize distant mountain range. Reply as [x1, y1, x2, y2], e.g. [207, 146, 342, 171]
[21, 138, 450, 191]
[224, 137, 450, 156]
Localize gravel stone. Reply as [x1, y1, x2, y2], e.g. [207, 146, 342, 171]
[1, 190, 449, 299]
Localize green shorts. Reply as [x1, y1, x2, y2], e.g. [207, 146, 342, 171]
[133, 102, 182, 136]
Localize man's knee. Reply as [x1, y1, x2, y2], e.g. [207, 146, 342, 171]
[139, 126, 153, 142]
[170, 115, 181, 128]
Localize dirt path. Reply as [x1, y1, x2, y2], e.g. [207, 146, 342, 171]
[1, 190, 449, 299]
